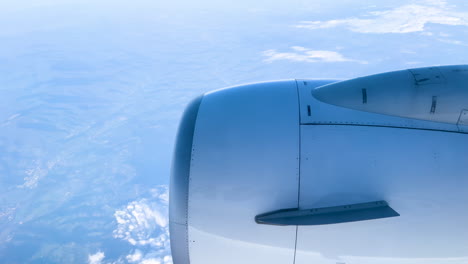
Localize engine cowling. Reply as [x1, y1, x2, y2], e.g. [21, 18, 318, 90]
[170, 67, 468, 264]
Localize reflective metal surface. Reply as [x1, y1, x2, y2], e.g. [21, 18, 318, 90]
[297, 125, 468, 263]
[312, 65, 468, 126]
[188, 81, 300, 264]
[170, 78, 468, 264]
[170, 95, 204, 264]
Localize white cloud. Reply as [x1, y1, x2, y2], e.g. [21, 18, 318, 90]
[18, 158, 61, 189]
[0, 206, 16, 222]
[437, 38, 466, 45]
[296, 0, 468, 33]
[126, 250, 143, 263]
[126, 249, 172, 264]
[88, 251, 105, 264]
[140, 259, 161, 264]
[263, 46, 366, 64]
[114, 185, 172, 264]
[405, 61, 423, 65]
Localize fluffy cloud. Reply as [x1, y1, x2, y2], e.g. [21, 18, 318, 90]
[296, 0, 468, 33]
[88, 251, 105, 264]
[263, 46, 366, 64]
[126, 250, 143, 263]
[113, 185, 172, 264]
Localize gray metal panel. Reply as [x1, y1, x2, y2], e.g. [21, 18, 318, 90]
[409, 66, 446, 85]
[297, 79, 462, 132]
[296, 125, 468, 263]
[169, 223, 191, 264]
[457, 109, 468, 126]
[310, 65, 468, 125]
[188, 81, 299, 264]
[457, 111, 468, 132]
[169, 95, 203, 264]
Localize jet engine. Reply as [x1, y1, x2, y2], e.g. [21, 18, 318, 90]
[170, 65, 468, 264]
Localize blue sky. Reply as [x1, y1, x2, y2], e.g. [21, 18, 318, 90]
[0, 0, 468, 263]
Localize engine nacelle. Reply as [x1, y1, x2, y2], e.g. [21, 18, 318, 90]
[170, 66, 468, 264]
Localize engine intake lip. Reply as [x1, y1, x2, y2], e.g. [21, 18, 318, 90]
[169, 95, 203, 264]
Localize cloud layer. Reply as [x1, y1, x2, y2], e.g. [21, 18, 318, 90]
[263, 46, 366, 64]
[296, 1, 468, 33]
[113, 185, 172, 264]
